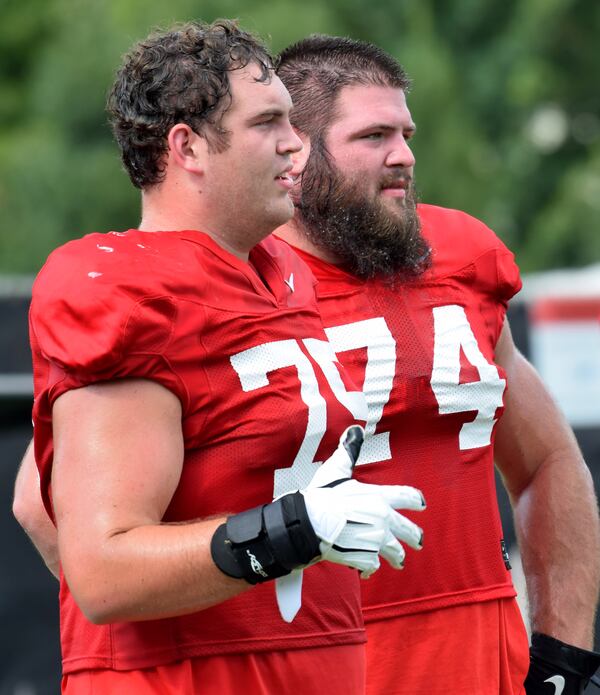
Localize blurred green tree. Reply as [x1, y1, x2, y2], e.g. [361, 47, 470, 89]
[0, 0, 598, 273]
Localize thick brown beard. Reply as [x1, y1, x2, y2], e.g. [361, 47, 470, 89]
[296, 146, 431, 281]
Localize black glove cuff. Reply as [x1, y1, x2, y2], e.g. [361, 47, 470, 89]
[210, 492, 321, 584]
[525, 632, 600, 693]
[530, 632, 600, 679]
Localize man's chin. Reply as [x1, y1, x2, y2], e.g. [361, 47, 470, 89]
[271, 199, 295, 228]
[379, 196, 407, 220]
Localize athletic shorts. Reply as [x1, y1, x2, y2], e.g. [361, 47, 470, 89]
[62, 643, 365, 694]
[365, 597, 529, 695]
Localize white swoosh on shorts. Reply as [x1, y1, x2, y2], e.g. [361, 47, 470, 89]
[544, 674, 566, 695]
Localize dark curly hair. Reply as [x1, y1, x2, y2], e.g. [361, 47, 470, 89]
[107, 19, 275, 189]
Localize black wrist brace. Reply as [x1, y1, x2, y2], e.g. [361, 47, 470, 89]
[210, 491, 321, 584]
[525, 632, 600, 694]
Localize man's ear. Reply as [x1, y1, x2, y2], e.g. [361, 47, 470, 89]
[167, 124, 206, 175]
[290, 128, 311, 178]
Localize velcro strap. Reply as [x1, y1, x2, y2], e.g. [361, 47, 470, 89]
[227, 506, 264, 544]
[279, 493, 321, 564]
[263, 498, 298, 570]
[210, 493, 320, 585]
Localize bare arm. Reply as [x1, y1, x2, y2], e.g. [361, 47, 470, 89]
[13, 439, 60, 579]
[494, 320, 600, 648]
[51, 378, 247, 625]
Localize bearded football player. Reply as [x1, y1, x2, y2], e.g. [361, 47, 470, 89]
[276, 35, 600, 695]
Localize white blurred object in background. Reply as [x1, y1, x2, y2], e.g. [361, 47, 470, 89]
[520, 264, 600, 428]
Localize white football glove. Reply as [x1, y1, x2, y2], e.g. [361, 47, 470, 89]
[303, 425, 425, 576]
[276, 425, 425, 622]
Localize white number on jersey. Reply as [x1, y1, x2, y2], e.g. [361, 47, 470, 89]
[325, 318, 396, 465]
[430, 305, 505, 450]
[230, 305, 504, 499]
[230, 338, 365, 497]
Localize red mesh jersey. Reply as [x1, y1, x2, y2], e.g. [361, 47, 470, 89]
[290, 203, 523, 621]
[30, 230, 365, 673]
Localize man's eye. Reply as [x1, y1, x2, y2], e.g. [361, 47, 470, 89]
[362, 132, 383, 140]
[255, 117, 276, 127]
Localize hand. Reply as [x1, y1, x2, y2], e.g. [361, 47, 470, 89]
[276, 424, 425, 622]
[302, 425, 425, 577]
[524, 633, 600, 694]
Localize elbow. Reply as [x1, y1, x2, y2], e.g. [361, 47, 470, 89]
[12, 462, 52, 539]
[79, 600, 150, 626]
[12, 493, 27, 530]
[83, 607, 119, 626]
[64, 561, 143, 625]
[13, 491, 42, 536]
[68, 579, 124, 625]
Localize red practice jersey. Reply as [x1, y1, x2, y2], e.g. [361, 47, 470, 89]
[291, 204, 523, 621]
[30, 230, 365, 675]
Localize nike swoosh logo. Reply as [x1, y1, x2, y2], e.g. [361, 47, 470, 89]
[544, 675, 565, 695]
[284, 273, 295, 292]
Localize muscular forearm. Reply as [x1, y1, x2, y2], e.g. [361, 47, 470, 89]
[495, 325, 600, 649]
[512, 448, 600, 648]
[495, 324, 600, 648]
[61, 516, 247, 624]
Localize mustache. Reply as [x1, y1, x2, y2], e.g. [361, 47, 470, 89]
[379, 172, 411, 189]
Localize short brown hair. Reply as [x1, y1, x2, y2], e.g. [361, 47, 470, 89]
[277, 35, 410, 150]
[107, 19, 275, 189]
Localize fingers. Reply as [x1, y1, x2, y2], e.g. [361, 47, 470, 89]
[379, 531, 406, 569]
[325, 546, 381, 576]
[360, 566, 378, 579]
[304, 432, 426, 579]
[371, 484, 426, 512]
[306, 425, 365, 489]
[341, 425, 364, 467]
[388, 508, 424, 550]
[345, 481, 424, 550]
[334, 521, 386, 554]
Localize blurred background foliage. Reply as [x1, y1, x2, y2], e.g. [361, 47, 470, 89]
[1, 0, 599, 274]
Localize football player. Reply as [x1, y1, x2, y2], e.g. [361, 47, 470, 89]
[275, 35, 600, 695]
[16, 22, 426, 694]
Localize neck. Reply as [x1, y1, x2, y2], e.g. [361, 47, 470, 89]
[275, 217, 341, 265]
[139, 189, 252, 261]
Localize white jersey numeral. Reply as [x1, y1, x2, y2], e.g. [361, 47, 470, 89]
[302, 338, 368, 422]
[230, 338, 364, 498]
[325, 318, 396, 465]
[230, 306, 504, 499]
[430, 305, 505, 450]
